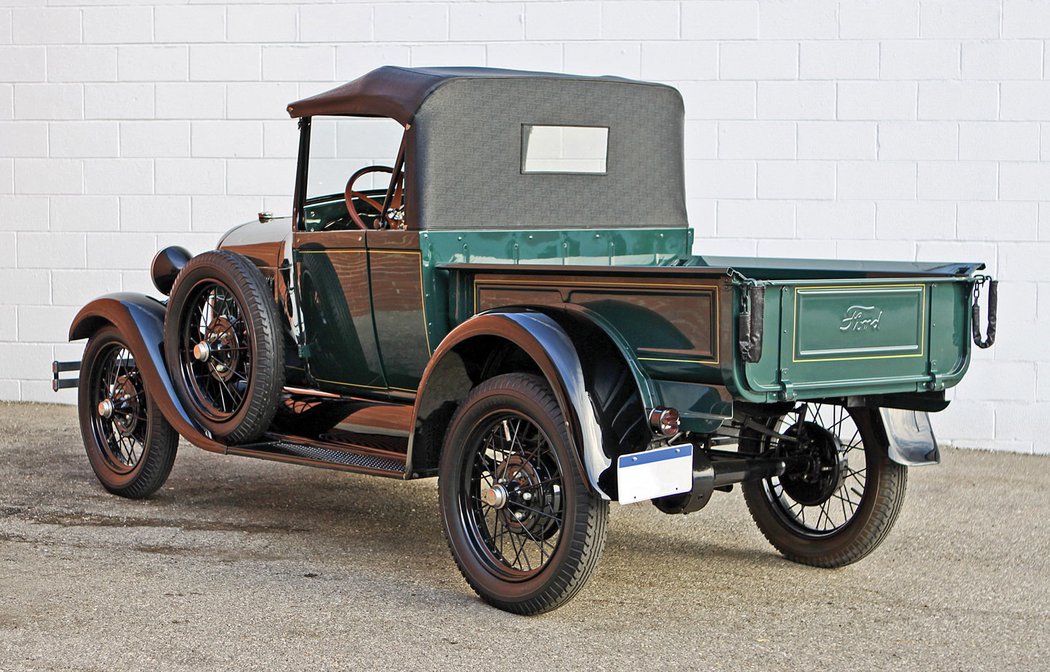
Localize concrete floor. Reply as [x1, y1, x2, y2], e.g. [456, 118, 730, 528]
[0, 402, 1047, 671]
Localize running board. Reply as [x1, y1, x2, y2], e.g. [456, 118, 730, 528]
[227, 435, 406, 478]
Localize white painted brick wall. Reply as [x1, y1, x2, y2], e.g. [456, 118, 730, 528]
[0, 0, 1047, 455]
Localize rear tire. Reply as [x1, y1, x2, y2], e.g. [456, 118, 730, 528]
[741, 404, 907, 568]
[165, 250, 285, 444]
[79, 326, 178, 499]
[439, 374, 608, 615]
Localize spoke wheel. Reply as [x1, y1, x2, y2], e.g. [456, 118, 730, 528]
[79, 326, 177, 498]
[439, 374, 607, 615]
[741, 403, 907, 567]
[462, 412, 565, 579]
[164, 250, 285, 444]
[180, 280, 252, 422]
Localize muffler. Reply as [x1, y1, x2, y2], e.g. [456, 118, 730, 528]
[653, 449, 785, 515]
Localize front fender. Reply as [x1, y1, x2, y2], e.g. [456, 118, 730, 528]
[69, 293, 225, 454]
[409, 311, 609, 499]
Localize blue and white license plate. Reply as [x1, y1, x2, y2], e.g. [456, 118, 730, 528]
[617, 444, 693, 505]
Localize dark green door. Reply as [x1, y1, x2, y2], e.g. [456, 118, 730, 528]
[366, 230, 432, 394]
[294, 230, 387, 394]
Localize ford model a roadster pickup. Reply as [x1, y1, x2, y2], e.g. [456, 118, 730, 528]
[55, 67, 997, 615]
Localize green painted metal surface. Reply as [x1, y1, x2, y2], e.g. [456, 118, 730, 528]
[650, 379, 733, 434]
[729, 277, 973, 403]
[793, 285, 926, 360]
[290, 221, 978, 426]
[421, 227, 692, 268]
[419, 228, 978, 407]
[295, 248, 389, 394]
[419, 226, 694, 383]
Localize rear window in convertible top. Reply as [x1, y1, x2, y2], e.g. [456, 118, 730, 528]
[520, 125, 608, 174]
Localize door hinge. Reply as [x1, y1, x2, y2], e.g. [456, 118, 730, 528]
[927, 359, 944, 391]
[779, 368, 796, 401]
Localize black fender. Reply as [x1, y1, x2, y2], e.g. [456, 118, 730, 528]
[541, 304, 732, 436]
[876, 408, 940, 466]
[407, 310, 612, 499]
[69, 292, 226, 454]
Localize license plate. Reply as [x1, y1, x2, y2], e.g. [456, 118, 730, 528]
[617, 444, 693, 505]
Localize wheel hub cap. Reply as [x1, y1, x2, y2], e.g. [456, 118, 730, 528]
[193, 341, 211, 362]
[481, 484, 509, 509]
[97, 398, 114, 419]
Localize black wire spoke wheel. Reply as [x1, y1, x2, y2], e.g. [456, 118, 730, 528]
[741, 403, 907, 568]
[439, 374, 608, 615]
[164, 250, 285, 444]
[90, 342, 149, 471]
[180, 280, 252, 421]
[765, 403, 868, 536]
[464, 412, 564, 578]
[78, 326, 178, 499]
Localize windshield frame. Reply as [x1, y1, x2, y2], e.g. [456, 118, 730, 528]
[294, 115, 409, 232]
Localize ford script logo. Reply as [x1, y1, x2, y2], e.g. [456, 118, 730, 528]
[840, 305, 883, 332]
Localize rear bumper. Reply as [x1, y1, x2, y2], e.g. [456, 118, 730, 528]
[51, 360, 80, 391]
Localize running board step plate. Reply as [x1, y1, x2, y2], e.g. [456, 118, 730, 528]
[228, 439, 406, 478]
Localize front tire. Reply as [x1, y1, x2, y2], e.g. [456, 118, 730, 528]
[741, 403, 907, 568]
[439, 374, 608, 615]
[79, 326, 178, 498]
[164, 250, 285, 444]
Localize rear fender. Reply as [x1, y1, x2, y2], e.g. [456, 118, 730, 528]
[408, 311, 609, 498]
[544, 305, 733, 436]
[874, 407, 940, 466]
[69, 293, 225, 454]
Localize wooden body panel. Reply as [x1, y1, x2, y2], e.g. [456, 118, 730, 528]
[470, 272, 726, 383]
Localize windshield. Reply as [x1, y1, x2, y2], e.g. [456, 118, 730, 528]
[306, 117, 406, 200]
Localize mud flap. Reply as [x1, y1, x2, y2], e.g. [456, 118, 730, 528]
[878, 408, 940, 466]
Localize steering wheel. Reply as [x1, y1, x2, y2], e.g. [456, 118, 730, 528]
[344, 165, 393, 230]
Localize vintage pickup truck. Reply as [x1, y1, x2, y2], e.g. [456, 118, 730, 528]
[54, 67, 997, 615]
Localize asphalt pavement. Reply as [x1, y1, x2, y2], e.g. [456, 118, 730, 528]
[1, 402, 1047, 671]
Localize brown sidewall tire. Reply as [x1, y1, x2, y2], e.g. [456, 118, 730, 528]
[79, 326, 178, 499]
[164, 250, 285, 444]
[741, 408, 908, 568]
[439, 374, 608, 615]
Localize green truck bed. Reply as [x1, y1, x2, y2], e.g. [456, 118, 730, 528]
[445, 253, 985, 406]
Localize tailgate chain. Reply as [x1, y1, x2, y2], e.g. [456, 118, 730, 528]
[971, 276, 997, 349]
[728, 270, 766, 364]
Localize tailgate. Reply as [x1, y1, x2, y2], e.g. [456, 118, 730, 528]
[736, 277, 974, 401]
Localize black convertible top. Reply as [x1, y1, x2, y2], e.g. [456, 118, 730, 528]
[286, 66, 669, 123]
